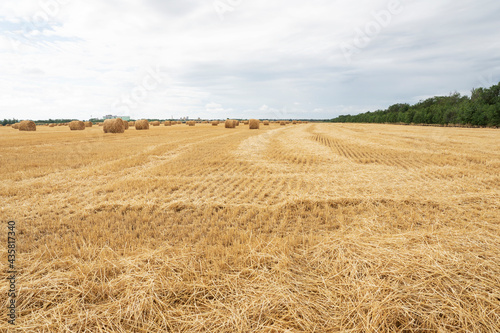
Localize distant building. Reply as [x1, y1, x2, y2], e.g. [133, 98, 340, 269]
[103, 115, 130, 121]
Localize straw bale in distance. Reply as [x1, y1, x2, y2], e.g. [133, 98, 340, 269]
[188, 121, 195, 126]
[129, 121, 135, 127]
[69, 121, 85, 130]
[225, 119, 236, 128]
[280, 121, 286, 126]
[12, 123, 20, 129]
[263, 120, 270, 126]
[84, 121, 92, 127]
[135, 119, 149, 130]
[48, 123, 56, 127]
[249, 119, 260, 129]
[103, 118, 125, 133]
[151, 121, 160, 126]
[164, 121, 171, 126]
[212, 121, 219, 126]
[19, 120, 36, 131]
[123, 121, 129, 130]
[235, 120, 240, 126]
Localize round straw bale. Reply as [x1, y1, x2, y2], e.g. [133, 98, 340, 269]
[249, 119, 260, 129]
[212, 121, 219, 126]
[188, 121, 195, 126]
[164, 121, 171, 126]
[135, 119, 149, 130]
[84, 121, 92, 127]
[19, 120, 36, 131]
[103, 118, 125, 133]
[263, 120, 270, 125]
[151, 121, 160, 126]
[129, 121, 135, 127]
[235, 120, 240, 126]
[69, 120, 85, 130]
[225, 119, 236, 128]
[280, 121, 286, 126]
[12, 123, 20, 129]
[49, 123, 56, 127]
[123, 121, 129, 130]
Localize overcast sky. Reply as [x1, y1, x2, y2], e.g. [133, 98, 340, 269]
[0, 0, 499, 120]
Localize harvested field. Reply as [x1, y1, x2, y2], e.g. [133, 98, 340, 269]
[0, 123, 499, 332]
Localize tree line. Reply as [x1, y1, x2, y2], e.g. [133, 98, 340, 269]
[1, 118, 78, 125]
[331, 82, 500, 127]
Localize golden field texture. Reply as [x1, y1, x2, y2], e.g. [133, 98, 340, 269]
[0, 123, 499, 332]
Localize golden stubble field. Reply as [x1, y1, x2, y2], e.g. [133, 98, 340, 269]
[0, 122, 499, 332]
